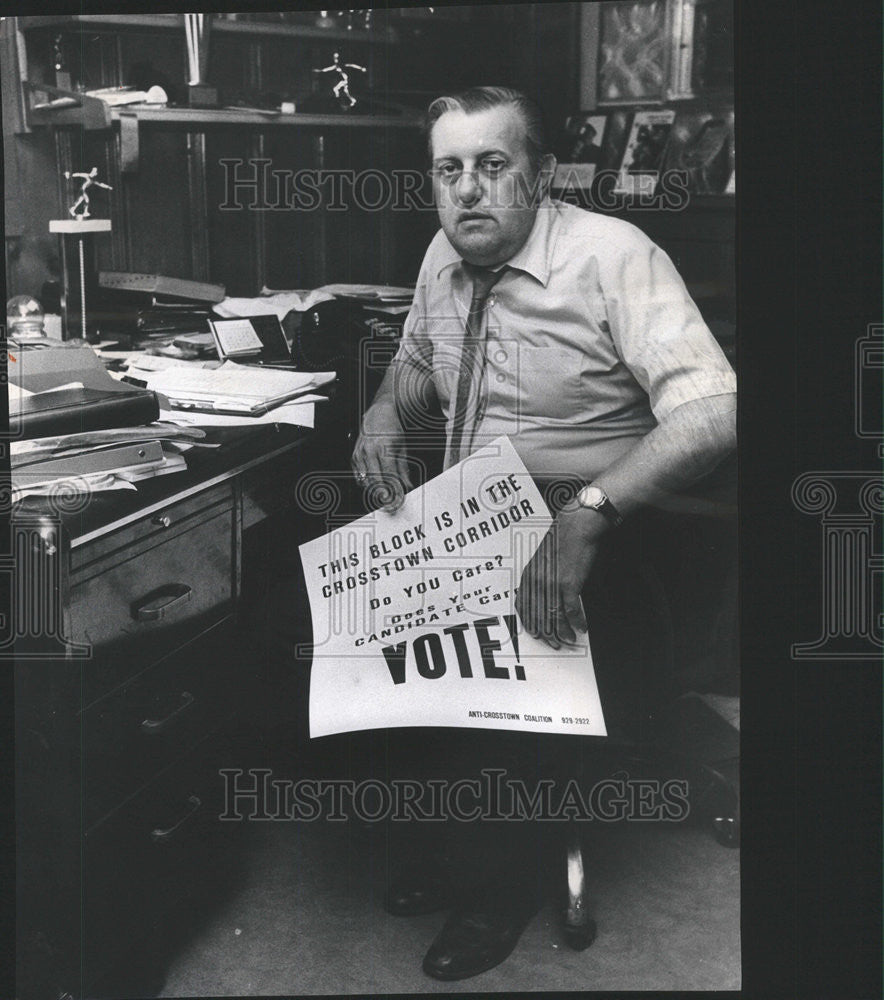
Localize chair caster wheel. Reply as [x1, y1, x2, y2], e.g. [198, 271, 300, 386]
[712, 814, 740, 847]
[563, 916, 597, 951]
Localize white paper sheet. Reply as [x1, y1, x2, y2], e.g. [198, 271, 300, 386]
[141, 361, 333, 405]
[214, 289, 335, 319]
[159, 399, 317, 428]
[7, 383, 34, 402]
[301, 437, 606, 739]
[11, 472, 138, 504]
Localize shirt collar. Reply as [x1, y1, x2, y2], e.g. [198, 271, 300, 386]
[434, 196, 561, 286]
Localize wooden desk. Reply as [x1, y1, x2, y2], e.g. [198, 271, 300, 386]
[12, 421, 338, 999]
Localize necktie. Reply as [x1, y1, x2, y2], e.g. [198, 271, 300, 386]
[446, 263, 504, 466]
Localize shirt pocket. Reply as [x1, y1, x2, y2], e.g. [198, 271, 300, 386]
[494, 344, 588, 420]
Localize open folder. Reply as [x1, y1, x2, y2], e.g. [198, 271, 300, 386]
[140, 361, 335, 416]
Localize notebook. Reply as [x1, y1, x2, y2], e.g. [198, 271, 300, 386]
[9, 385, 161, 439]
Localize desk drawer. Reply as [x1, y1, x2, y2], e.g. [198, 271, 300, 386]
[82, 741, 234, 984]
[83, 626, 239, 830]
[71, 505, 235, 706]
[70, 482, 234, 574]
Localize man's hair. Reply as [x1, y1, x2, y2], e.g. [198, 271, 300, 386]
[425, 86, 549, 174]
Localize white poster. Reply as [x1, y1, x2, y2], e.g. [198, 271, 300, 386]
[300, 437, 606, 738]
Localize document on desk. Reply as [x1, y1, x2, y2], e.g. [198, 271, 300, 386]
[214, 289, 336, 319]
[8, 345, 137, 393]
[140, 361, 334, 415]
[160, 396, 320, 429]
[317, 283, 415, 302]
[300, 437, 606, 739]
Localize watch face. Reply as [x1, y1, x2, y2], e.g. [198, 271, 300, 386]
[579, 485, 605, 509]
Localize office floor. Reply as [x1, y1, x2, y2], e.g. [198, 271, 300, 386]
[154, 815, 740, 996]
[139, 696, 741, 997]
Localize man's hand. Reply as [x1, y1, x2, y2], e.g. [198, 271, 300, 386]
[515, 392, 737, 647]
[515, 508, 605, 649]
[351, 398, 413, 512]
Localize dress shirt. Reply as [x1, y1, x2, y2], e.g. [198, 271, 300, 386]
[392, 198, 736, 481]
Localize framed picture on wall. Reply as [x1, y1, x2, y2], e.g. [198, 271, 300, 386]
[552, 113, 609, 190]
[691, 0, 734, 96]
[598, 108, 633, 170]
[614, 108, 676, 195]
[664, 107, 734, 194]
[597, 0, 671, 105]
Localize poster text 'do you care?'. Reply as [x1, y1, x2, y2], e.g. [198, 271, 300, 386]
[300, 437, 606, 738]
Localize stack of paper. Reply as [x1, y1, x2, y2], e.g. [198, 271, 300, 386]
[9, 425, 207, 503]
[214, 289, 336, 320]
[161, 396, 323, 430]
[140, 360, 335, 417]
[212, 285, 415, 324]
[317, 283, 415, 304]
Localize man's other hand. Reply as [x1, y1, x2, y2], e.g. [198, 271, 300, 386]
[515, 509, 604, 649]
[351, 399, 414, 512]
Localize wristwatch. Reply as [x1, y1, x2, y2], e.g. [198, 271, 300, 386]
[575, 484, 624, 527]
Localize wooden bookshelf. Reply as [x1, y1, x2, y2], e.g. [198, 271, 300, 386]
[28, 100, 423, 132]
[18, 13, 399, 45]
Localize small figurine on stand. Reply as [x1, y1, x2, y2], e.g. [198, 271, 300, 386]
[50, 167, 112, 340]
[313, 51, 366, 109]
[64, 167, 113, 219]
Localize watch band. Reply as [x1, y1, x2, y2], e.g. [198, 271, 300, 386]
[575, 484, 624, 527]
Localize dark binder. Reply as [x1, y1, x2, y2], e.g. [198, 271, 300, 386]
[10, 386, 161, 439]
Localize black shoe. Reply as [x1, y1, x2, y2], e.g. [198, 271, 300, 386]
[422, 886, 538, 980]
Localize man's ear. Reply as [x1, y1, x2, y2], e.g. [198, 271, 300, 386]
[537, 153, 557, 198]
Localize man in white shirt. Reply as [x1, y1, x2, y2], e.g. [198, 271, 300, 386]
[351, 86, 736, 980]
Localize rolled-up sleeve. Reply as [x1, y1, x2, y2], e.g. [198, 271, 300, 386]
[601, 232, 736, 422]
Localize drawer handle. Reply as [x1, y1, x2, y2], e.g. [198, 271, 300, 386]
[150, 794, 202, 844]
[140, 691, 195, 736]
[131, 583, 193, 622]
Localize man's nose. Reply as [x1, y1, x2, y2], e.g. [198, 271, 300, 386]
[455, 169, 482, 203]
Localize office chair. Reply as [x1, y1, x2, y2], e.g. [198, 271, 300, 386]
[557, 478, 739, 951]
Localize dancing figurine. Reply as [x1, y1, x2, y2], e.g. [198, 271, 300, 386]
[64, 167, 113, 220]
[313, 51, 366, 108]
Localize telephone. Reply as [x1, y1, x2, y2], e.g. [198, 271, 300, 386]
[283, 298, 365, 373]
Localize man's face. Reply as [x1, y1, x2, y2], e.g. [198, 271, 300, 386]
[430, 105, 543, 267]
